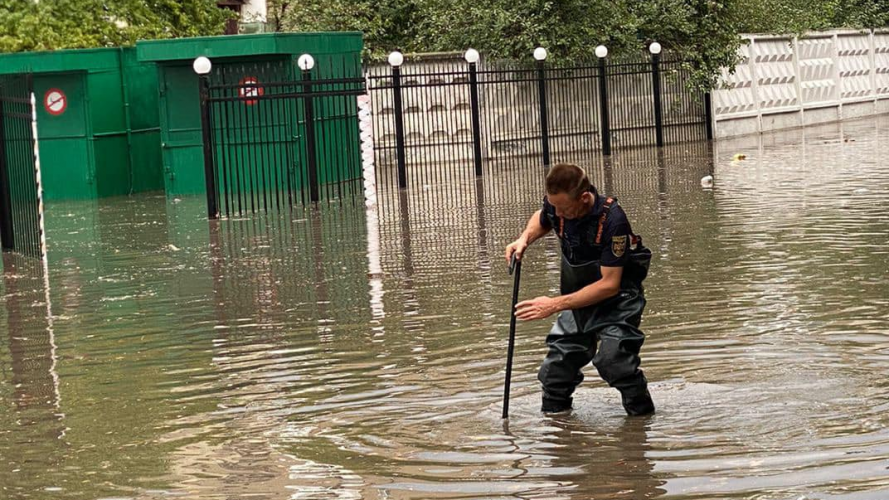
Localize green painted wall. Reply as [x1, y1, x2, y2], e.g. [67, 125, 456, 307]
[33, 73, 94, 200]
[0, 47, 163, 201]
[121, 48, 163, 194]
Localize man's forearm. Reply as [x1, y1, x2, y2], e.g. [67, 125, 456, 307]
[520, 210, 549, 245]
[554, 280, 620, 312]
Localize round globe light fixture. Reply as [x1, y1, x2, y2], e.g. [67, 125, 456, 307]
[193, 56, 212, 75]
[388, 51, 404, 67]
[465, 48, 480, 64]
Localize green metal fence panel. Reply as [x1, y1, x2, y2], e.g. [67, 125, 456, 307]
[87, 68, 130, 198]
[121, 48, 163, 194]
[33, 73, 93, 200]
[158, 65, 204, 196]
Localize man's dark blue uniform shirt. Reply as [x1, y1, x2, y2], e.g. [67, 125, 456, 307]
[539, 188, 633, 267]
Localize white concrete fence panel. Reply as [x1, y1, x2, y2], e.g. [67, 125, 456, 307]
[714, 29, 889, 138]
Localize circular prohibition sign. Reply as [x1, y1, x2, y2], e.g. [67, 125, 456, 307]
[238, 77, 264, 106]
[44, 88, 67, 116]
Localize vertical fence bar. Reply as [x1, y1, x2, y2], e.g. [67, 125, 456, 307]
[199, 74, 219, 219]
[302, 68, 320, 203]
[536, 58, 551, 168]
[468, 60, 483, 177]
[597, 55, 612, 155]
[391, 64, 407, 189]
[651, 53, 665, 148]
[704, 91, 714, 140]
[0, 95, 14, 251]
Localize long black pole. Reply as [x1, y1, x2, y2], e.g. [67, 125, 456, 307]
[392, 66, 407, 189]
[468, 61, 483, 177]
[598, 57, 611, 156]
[302, 69, 320, 203]
[536, 60, 551, 168]
[199, 74, 218, 220]
[651, 53, 664, 148]
[704, 91, 714, 140]
[0, 94, 14, 251]
[502, 254, 522, 419]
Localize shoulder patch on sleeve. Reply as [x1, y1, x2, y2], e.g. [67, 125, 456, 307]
[612, 235, 627, 258]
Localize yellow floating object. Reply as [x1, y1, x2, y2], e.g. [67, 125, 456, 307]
[732, 153, 747, 161]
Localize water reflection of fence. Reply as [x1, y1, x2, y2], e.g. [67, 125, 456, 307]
[208, 207, 370, 335]
[374, 140, 714, 220]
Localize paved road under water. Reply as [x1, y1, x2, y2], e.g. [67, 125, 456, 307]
[1, 115, 889, 499]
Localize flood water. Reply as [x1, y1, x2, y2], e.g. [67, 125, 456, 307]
[2, 115, 889, 500]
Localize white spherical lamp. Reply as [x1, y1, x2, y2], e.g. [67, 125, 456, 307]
[595, 45, 608, 59]
[464, 48, 480, 64]
[298, 54, 315, 71]
[192, 56, 212, 75]
[533, 47, 548, 61]
[649, 42, 662, 55]
[388, 51, 404, 67]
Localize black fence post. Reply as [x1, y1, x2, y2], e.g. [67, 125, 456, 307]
[651, 47, 664, 148]
[0, 94, 13, 250]
[197, 64, 218, 219]
[302, 67, 320, 203]
[704, 91, 714, 140]
[467, 50, 484, 177]
[535, 48, 551, 168]
[597, 47, 612, 156]
[390, 52, 407, 189]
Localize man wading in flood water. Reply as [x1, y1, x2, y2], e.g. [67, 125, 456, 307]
[505, 163, 655, 415]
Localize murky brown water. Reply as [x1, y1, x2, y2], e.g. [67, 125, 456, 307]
[2, 115, 889, 500]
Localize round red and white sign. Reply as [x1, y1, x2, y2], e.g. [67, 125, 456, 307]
[238, 77, 264, 106]
[44, 88, 67, 116]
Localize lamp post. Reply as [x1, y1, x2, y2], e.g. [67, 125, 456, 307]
[388, 51, 407, 188]
[298, 53, 321, 203]
[595, 45, 611, 155]
[193, 56, 218, 219]
[533, 47, 550, 167]
[650, 42, 664, 148]
[465, 48, 483, 177]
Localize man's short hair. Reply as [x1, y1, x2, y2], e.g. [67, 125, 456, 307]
[545, 163, 591, 198]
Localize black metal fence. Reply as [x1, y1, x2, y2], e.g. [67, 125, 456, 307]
[0, 74, 42, 258]
[199, 58, 366, 219]
[195, 50, 713, 219]
[367, 52, 712, 192]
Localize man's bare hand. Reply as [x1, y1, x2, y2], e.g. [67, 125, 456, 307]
[515, 296, 560, 321]
[505, 238, 528, 264]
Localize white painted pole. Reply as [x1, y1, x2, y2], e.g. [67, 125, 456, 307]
[30, 91, 62, 415]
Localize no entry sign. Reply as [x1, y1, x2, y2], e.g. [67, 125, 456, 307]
[239, 77, 264, 106]
[44, 88, 67, 116]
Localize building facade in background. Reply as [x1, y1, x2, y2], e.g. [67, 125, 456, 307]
[217, 0, 268, 35]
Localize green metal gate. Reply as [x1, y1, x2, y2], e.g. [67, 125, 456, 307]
[199, 57, 365, 218]
[0, 74, 42, 258]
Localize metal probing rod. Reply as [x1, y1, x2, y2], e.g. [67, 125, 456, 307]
[502, 253, 522, 419]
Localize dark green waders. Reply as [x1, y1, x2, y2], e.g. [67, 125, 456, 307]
[537, 254, 655, 416]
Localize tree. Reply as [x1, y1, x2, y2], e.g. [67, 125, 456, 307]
[268, 0, 423, 60]
[268, 0, 747, 91]
[0, 0, 231, 53]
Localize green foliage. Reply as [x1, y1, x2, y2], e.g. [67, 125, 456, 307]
[734, 0, 889, 34]
[0, 0, 231, 53]
[268, 0, 748, 91]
